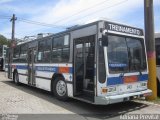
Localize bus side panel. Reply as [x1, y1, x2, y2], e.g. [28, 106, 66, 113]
[12, 63, 28, 84]
[35, 63, 73, 95]
[35, 78, 51, 91]
[35, 63, 58, 91]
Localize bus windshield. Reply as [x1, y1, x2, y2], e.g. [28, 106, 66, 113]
[107, 35, 147, 74]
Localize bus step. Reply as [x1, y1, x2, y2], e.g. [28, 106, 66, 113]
[83, 89, 94, 93]
[83, 89, 94, 97]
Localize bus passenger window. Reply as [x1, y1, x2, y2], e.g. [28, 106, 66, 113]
[37, 39, 51, 63]
[52, 35, 70, 63]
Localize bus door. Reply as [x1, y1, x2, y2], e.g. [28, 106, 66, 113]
[73, 35, 95, 102]
[27, 48, 36, 86]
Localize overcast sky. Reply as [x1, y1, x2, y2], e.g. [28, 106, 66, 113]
[0, 0, 159, 39]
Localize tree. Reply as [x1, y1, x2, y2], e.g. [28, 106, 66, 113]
[0, 34, 10, 46]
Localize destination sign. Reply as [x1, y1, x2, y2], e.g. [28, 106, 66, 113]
[106, 22, 143, 36]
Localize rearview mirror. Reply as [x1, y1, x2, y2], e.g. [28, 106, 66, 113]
[102, 35, 108, 46]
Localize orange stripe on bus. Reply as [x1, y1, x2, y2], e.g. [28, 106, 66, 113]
[124, 76, 138, 83]
[58, 67, 69, 73]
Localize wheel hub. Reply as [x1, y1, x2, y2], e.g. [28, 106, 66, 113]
[56, 80, 66, 96]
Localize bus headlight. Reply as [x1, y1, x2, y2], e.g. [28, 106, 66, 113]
[108, 86, 117, 93]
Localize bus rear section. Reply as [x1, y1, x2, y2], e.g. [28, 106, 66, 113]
[94, 21, 152, 105]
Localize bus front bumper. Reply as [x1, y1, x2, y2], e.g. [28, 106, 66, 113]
[94, 89, 152, 105]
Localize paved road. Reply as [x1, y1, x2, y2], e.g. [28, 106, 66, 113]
[0, 72, 160, 120]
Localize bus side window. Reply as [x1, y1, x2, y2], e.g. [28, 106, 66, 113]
[52, 35, 70, 63]
[37, 39, 51, 63]
[44, 39, 51, 62]
[13, 46, 20, 63]
[19, 44, 28, 63]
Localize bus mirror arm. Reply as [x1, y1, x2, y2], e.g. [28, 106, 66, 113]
[102, 29, 108, 46]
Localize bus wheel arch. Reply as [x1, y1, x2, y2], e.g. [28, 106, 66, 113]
[51, 73, 68, 101]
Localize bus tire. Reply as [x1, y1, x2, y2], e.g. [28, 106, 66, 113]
[14, 72, 20, 85]
[53, 77, 68, 101]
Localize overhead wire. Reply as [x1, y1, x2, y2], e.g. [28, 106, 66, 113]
[51, 0, 111, 24]
[67, 0, 128, 23]
[17, 19, 68, 28]
[0, 0, 128, 31]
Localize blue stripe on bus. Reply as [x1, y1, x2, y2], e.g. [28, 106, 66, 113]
[69, 67, 73, 73]
[107, 77, 123, 86]
[12, 65, 73, 73]
[35, 66, 58, 72]
[138, 74, 148, 81]
[107, 74, 148, 86]
[16, 65, 28, 70]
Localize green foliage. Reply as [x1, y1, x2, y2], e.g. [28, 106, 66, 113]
[0, 34, 10, 46]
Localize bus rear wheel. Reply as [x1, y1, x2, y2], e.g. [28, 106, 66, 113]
[53, 77, 68, 101]
[14, 72, 20, 85]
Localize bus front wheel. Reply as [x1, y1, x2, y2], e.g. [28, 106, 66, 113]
[53, 77, 68, 101]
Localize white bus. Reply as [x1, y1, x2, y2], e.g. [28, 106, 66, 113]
[6, 20, 152, 105]
[0, 45, 8, 71]
[155, 33, 160, 96]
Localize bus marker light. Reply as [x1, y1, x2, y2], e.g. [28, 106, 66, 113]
[58, 67, 69, 73]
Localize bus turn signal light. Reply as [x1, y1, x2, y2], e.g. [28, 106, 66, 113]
[102, 87, 108, 93]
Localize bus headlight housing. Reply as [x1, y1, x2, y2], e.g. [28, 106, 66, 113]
[108, 86, 117, 93]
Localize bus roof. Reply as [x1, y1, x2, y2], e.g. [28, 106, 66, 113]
[16, 20, 144, 46]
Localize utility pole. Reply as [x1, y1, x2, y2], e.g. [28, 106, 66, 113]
[8, 14, 17, 78]
[144, 0, 157, 100]
[10, 14, 17, 43]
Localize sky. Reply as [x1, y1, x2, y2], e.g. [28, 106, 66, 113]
[0, 0, 159, 39]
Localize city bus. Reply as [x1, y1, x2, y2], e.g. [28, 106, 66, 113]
[155, 33, 160, 96]
[6, 20, 152, 105]
[0, 45, 8, 71]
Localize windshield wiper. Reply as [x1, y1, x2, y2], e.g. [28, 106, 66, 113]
[119, 72, 125, 78]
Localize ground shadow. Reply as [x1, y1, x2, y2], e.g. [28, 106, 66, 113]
[2, 80, 149, 119]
